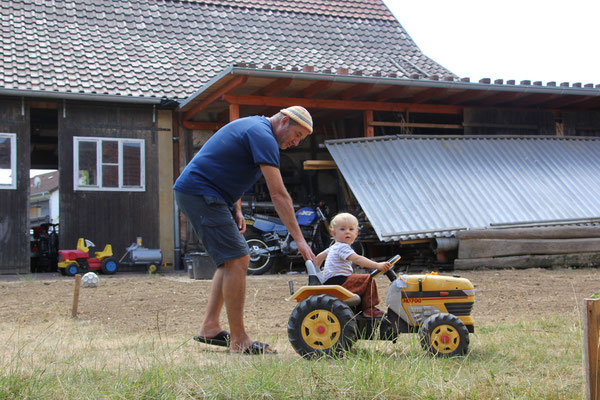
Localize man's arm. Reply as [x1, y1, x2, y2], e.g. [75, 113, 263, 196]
[260, 164, 316, 262]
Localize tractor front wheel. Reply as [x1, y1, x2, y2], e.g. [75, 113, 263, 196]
[101, 257, 118, 275]
[288, 294, 357, 359]
[419, 313, 469, 357]
[64, 263, 79, 276]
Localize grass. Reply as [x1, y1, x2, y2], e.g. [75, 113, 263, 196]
[0, 315, 585, 399]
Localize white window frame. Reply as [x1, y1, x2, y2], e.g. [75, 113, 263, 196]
[73, 136, 145, 192]
[0, 133, 17, 190]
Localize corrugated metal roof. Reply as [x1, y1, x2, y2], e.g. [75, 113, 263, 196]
[326, 135, 600, 241]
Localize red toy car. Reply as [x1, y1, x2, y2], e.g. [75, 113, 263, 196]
[58, 238, 118, 276]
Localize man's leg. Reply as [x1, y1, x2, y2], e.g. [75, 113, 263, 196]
[198, 266, 226, 338]
[221, 254, 254, 351]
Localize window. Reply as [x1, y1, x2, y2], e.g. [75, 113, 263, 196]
[0, 133, 16, 189]
[73, 137, 145, 191]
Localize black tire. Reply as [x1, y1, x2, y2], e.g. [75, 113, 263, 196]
[419, 313, 470, 357]
[64, 262, 79, 276]
[288, 294, 358, 359]
[246, 235, 275, 275]
[101, 257, 118, 275]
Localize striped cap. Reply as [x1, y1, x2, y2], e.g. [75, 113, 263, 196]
[280, 106, 313, 134]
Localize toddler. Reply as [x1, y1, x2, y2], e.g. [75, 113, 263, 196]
[315, 212, 391, 318]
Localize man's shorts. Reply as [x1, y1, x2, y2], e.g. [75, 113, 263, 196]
[174, 190, 249, 267]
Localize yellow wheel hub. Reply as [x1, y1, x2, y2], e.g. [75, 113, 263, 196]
[148, 264, 157, 274]
[301, 309, 341, 350]
[429, 324, 460, 354]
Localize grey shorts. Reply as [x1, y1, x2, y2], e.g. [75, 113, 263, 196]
[174, 190, 249, 267]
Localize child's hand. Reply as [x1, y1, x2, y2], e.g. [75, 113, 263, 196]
[377, 262, 392, 272]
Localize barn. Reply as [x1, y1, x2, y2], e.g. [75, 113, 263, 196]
[1, 0, 599, 274]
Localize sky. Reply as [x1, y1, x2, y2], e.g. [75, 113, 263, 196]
[381, 0, 600, 85]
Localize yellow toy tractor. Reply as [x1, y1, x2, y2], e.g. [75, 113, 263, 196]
[287, 255, 475, 358]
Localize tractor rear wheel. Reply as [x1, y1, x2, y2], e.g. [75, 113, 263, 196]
[288, 294, 357, 359]
[101, 257, 118, 274]
[419, 313, 469, 357]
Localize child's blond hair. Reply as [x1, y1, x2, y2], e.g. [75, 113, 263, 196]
[329, 212, 359, 235]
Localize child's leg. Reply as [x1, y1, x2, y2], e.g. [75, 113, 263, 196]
[341, 274, 381, 310]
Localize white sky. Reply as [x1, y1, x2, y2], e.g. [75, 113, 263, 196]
[381, 0, 600, 85]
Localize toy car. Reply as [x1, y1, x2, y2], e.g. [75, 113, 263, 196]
[58, 238, 118, 276]
[287, 256, 475, 358]
[118, 238, 162, 274]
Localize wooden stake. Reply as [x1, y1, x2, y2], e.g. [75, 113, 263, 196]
[585, 298, 600, 400]
[72, 274, 82, 318]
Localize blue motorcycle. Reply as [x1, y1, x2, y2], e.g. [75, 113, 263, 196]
[244, 204, 365, 275]
[244, 205, 330, 275]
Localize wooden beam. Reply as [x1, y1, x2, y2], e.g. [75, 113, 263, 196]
[478, 91, 526, 106]
[182, 121, 226, 131]
[374, 85, 411, 102]
[303, 160, 337, 170]
[222, 94, 463, 115]
[253, 78, 292, 97]
[370, 121, 462, 129]
[183, 75, 248, 120]
[364, 110, 374, 137]
[510, 93, 559, 107]
[542, 95, 595, 109]
[411, 87, 447, 104]
[300, 81, 333, 98]
[229, 103, 239, 121]
[442, 90, 487, 105]
[339, 83, 374, 100]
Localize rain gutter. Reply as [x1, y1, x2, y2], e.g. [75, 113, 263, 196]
[0, 88, 164, 104]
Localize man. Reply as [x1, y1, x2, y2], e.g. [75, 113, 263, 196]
[173, 106, 316, 354]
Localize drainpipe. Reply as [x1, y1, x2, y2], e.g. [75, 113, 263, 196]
[173, 199, 181, 270]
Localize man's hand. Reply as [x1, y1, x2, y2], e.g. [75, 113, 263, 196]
[234, 211, 246, 235]
[297, 241, 316, 263]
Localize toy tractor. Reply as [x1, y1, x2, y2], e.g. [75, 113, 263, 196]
[58, 238, 118, 276]
[287, 256, 475, 358]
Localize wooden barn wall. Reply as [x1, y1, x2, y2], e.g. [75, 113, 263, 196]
[58, 102, 159, 262]
[0, 97, 30, 274]
[463, 108, 555, 135]
[562, 111, 600, 137]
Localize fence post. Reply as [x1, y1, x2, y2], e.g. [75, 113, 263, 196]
[584, 298, 600, 400]
[72, 274, 82, 318]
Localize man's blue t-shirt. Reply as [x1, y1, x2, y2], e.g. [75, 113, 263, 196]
[173, 116, 280, 206]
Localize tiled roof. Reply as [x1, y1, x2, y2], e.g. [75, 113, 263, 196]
[30, 171, 59, 195]
[0, 0, 452, 100]
[184, 0, 397, 20]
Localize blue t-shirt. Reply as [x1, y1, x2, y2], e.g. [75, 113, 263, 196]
[173, 116, 280, 206]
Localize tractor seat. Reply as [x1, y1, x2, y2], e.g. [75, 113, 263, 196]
[94, 244, 113, 259]
[305, 260, 325, 285]
[77, 238, 89, 253]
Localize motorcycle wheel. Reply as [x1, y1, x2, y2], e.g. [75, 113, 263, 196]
[246, 235, 275, 275]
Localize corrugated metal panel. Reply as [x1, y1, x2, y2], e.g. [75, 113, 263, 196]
[325, 135, 600, 241]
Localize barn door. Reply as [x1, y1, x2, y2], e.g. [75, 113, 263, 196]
[0, 97, 30, 274]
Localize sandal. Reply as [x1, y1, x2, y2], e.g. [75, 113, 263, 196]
[193, 330, 230, 347]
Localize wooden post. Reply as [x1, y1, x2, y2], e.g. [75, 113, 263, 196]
[364, 110, 374, 137]
[229, 103, 239, 122]
[585, 298, 600, 400]
[72, 274, 82, 318]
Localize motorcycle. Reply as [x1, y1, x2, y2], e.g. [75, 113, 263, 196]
[244, 204, 364, 275]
